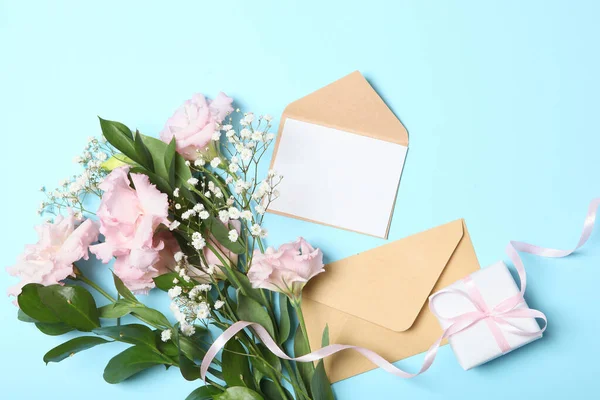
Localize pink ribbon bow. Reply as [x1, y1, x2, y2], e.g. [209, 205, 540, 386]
[200, 198, 600, 381]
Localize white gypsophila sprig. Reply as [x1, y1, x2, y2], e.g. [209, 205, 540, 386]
[39, 136, 112, 218]
[168, 261, 215, 336]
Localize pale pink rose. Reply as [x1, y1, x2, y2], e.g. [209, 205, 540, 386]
[7, 213, 99, 301]
[90, 166, 171, 293]
[160, 92, 234, 160]
[187, 220, 241, 282]
[247, 237, 325, 300]
[114, 231, 179, 294]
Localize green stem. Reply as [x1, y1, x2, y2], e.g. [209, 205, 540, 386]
[78, 275, 116, 302]
[293, 298, 314, 366]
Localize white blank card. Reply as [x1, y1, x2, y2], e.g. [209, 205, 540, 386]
[269, 118, 408, 238]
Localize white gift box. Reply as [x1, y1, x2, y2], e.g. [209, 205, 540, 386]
[431, 261, 543, 370]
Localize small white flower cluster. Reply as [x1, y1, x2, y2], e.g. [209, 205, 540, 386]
[165, 255, 225, 338]
[39, 136, 111, 218]
[168, 110, 282, 255]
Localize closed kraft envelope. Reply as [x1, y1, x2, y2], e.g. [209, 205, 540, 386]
[301, 219, 481, 382]
[269, 70, 409, 239]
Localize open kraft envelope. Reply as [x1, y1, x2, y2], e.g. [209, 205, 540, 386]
[301, 219, 481, 383]
[268, 71, 409, 239]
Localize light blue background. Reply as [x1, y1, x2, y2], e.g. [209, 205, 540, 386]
[1, 0, 599, 399]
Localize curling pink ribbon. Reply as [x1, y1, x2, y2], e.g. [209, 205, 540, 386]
[200, 198, 600, 381]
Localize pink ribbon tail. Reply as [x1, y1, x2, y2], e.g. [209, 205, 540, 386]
[200, 198, 600, 381]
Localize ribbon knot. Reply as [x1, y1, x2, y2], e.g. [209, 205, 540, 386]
[429, 274, 540, 354]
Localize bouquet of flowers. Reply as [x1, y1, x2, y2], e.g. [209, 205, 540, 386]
[7, 93, 334, 400]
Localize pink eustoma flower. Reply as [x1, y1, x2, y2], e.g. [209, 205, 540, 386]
[247, 237, 325, 300]
[7, 212, 99, 301]
[160, 92, 234, 160]
[90, 166, 172, 294]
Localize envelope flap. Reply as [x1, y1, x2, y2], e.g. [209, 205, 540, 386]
[303, 219, 465, 332]
[282, 71, 408, 146]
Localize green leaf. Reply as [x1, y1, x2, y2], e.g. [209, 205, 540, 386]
[164, 137, 177, 187]
[93, 324, 157, 348]
[98, 117, 136, 160]
[179, 335, 208, 360]
[220, 269, 267, 307]
[17, 284, 60, 324]
[101, 153, 139, 172]
[179, 353, 201, 381]
[153, 272, 194, 292]
[157, 333, 178, 358]
[140, 134, 192, 186]
[322, 324, 330, 347]
[43, 336, 111, 364]
[37, 285, 100, 331]
[112, 273, 137, 302]
[98, 299, 170, 329]
[214, 387, 264, 400]
[205, 216, 245, 255]
[130, 166, 173, 196]
[103, 345, 171, 384]
[185, 386, 223, 400]
[310, 360, 334, 400]
[294, 325, 314, 396]
[278, 294, 291, 345]
[133, 130, 155, 170]
[260, 379, 293, 400]
[18, 309, 37, 323]
[130, 306, 171, 329]
[222, 339, 255, 390]
[98, 300, 136, 319]
[236, 292, 275, 339]
[251, 343, 281, 378]
[36, 322, 74, 336]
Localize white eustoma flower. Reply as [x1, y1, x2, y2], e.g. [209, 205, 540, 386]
[161, 329, 172, 342]
[228, 229, 239, 242]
